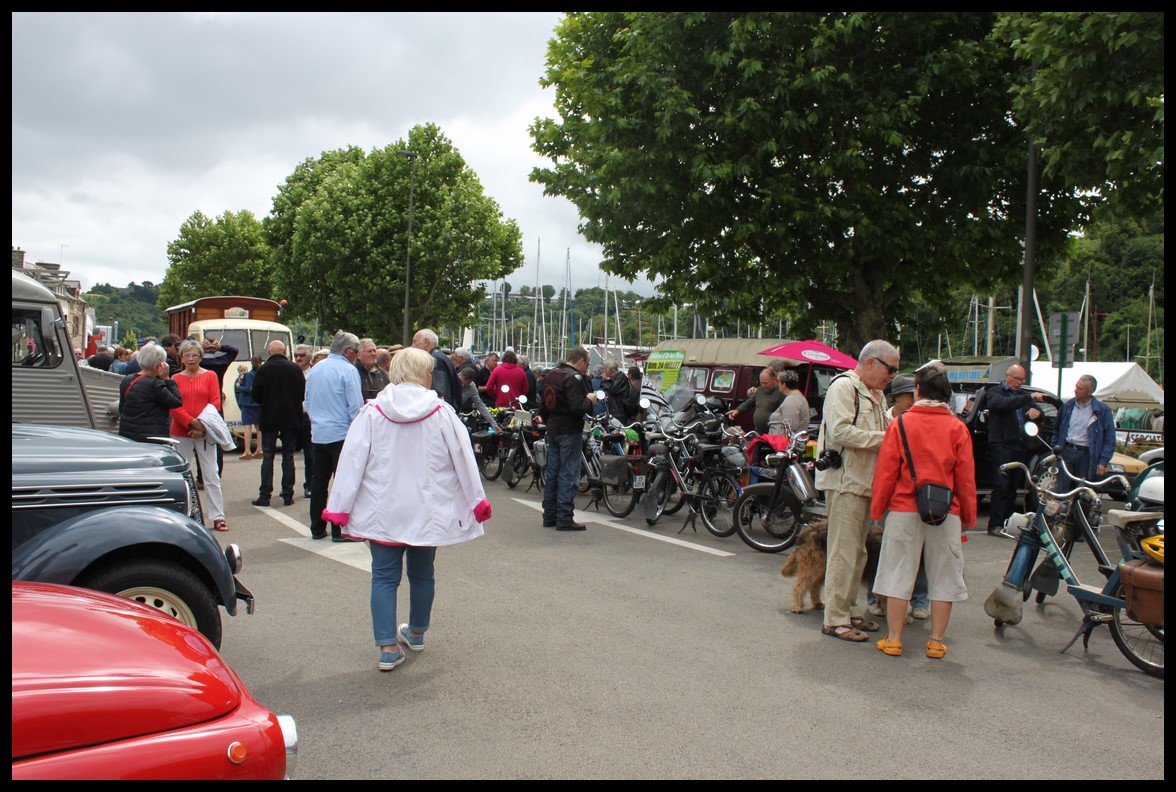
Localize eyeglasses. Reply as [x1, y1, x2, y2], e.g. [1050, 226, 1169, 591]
[1008, 374, 1026, 383]
[872, 357, 899, 376]
[181, 354, 202, 360]
[294, 353, 308, 358]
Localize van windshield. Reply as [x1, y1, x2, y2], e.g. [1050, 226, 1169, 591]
[12, 307, 63, 368]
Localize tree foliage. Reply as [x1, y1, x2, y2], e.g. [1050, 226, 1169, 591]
[158, 210, 272, 310]
[264, 124, 524, 344]
[995, 12, 1165, 217]
[530, 12, 1097, 352]
[85, 281, 167, 340]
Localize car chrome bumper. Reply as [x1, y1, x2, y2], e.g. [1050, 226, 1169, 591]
[277, 714, 299, 779]
[234, 576, 256, 615]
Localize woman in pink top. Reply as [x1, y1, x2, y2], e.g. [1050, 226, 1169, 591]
[170, 340, 228, 531]
[484, 350, 530, 408]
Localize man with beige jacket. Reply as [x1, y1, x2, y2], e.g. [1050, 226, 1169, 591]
[814, 339, 899, 642]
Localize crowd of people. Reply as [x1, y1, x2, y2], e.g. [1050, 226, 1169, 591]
[112, 326, 1121, 671]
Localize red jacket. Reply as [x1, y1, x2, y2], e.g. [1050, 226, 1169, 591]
[485, 362, 530, 408]
[870, 404, 977, 528]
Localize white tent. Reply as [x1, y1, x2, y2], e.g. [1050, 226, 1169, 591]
[1030, 361, 1164, 409]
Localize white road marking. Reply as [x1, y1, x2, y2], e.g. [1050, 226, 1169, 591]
[253, 505, 372, 571]
[511, 499, 736, 557]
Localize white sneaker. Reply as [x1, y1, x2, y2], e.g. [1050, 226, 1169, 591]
[911, 607, 931, 620]
[867, 601, 886, 617]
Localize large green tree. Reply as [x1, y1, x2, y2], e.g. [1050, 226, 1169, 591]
[530, 12, 1091, 352]
[158, 210, 272, 310]
[265, 124, 523, 343]
[995, 12, 1164, 217]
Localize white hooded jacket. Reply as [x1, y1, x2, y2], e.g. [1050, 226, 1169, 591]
[326, 382, 486, 546]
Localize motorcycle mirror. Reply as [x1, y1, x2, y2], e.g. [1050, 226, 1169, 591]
[639, 397, 651, 409]
[501, 384, 510, 392]
[1023, 422, 1039, 438]
[595, 390, 607, 400]
[695, 394, 706, 405]
[517, 393, 528, 405]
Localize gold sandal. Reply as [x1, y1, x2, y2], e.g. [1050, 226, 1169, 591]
[926, 639, 947, 659]
[876, 637, 903, 656]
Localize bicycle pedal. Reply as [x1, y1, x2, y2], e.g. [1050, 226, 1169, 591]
[1088, 613, 1113, 624]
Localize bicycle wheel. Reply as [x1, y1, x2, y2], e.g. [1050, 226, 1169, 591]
[662, 470, 688, 515]
[478, 442, 504, 481]
[699, 472, 741, 538]
[644, 472, 672, 525]
[734, 484, 802, 553]
[577, 449, 598, 494]
[1107, 580, 1164, 679]
[602, 469, 639, 518]
[504, 447, 527, 489]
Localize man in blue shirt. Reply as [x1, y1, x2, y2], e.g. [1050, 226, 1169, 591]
[1052, 374, 1116, 491]
[305, 331, 364, 541]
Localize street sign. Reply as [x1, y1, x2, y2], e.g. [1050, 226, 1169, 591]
[1048, 311, 1080, 369]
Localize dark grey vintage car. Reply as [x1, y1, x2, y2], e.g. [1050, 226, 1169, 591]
[11, 424, 253, 648]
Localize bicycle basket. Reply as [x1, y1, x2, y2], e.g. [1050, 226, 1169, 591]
[509, 410, 533, 429]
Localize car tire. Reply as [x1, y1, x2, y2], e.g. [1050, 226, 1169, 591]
[78, 560, 223, 649]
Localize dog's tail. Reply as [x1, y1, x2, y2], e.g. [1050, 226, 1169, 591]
[780, 551, 799, 578]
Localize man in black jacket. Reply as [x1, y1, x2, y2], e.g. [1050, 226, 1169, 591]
[251, 340, 306, 507]
[355, 337, 390, 402]
[538, 347, 599, 531]
[985, 363, 1046, 537]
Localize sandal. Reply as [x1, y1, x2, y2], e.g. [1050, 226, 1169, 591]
[926, 639, 947, 659]
[876, 637, 903, 656]
[213, 519, 229, 532]
[850, 617, 881, 633]
[822, 624, 869, 642]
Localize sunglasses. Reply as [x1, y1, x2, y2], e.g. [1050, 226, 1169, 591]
[872, 357, 899, 376]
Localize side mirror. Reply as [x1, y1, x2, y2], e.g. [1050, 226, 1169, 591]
[501, 384, 511, 392]
[695, 394, 706, 405]
[639, 397, 651, 409]
[1024, 422, 1039, 438]
[517, 393, 528, 405]
[595, 390, 606, 400]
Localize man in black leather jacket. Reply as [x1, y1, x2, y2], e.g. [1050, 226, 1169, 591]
[538, 347, 599, 531]
[985, 363, 1046, 537]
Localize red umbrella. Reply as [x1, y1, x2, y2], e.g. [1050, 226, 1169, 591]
[757, 339, 857, 369]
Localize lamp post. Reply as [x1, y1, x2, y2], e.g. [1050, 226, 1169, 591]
[399, 150, 418, 346]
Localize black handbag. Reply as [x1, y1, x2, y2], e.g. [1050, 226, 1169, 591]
[897, 415, 954, 526]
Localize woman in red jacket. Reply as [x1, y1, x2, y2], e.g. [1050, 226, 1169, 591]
[170, 340, 228, 532]
[870, 361, 975, 659]
[484, 350, 530, 408]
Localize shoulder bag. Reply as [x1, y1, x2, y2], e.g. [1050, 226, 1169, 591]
[897, 414, 954, 525]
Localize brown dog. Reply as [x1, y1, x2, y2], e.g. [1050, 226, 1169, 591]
[780, 520, 884, 613]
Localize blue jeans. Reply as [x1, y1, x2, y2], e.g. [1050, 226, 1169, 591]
[369, 543, 437, 648]
[258, 427, 296, 499]
[542, 431, 583, 526]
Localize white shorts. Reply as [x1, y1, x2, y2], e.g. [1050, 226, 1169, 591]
[872, 510, 967, 602]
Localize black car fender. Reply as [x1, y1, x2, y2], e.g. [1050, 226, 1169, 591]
[10, 505, 242, 616]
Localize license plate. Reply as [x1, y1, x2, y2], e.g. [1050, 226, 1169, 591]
[634, 475, 646, 490]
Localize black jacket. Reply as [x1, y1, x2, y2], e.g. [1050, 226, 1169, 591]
[251, 354, 306, 432]
[119, 373, 183, 443]
[602, 374, 639, 423]
[355, 362, 390, 402]
[539, 362, 593, 437]
[984, 383, 1038, 446]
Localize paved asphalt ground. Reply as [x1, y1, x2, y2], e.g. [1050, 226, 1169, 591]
[214, 452, 1163, 780]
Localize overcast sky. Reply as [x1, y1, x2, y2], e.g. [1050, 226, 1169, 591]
[12, 12, 656, 297]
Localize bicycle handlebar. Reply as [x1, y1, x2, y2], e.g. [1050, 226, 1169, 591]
[1000, 459, 1129, 504]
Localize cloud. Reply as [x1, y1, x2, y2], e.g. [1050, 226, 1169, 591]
[12, 12, 654, 295]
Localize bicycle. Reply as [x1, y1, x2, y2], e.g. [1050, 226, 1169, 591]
[642, 418, 744, 537]
[984, 450, 1164, 679]
[579, 413, 648, 518]
[733, 428, 825, 553]
[461, 409, 506, 481]
[502, 395, 546, 493]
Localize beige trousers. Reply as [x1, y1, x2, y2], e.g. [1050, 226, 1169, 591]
[822, 489, 871, 627]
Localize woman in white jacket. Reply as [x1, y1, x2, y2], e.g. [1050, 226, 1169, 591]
[324, 347, 491, 672]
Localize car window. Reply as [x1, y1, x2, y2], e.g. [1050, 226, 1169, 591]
[710, 368, 735, 393]
[12, 307, 63, 369]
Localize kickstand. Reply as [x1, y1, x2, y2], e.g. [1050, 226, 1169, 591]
[1060, 615, 1099, 655]
[678, 502, 700, 534]
[585, 485, 603, 511]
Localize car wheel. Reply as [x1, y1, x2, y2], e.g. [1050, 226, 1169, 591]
[78, 560, 223, 649]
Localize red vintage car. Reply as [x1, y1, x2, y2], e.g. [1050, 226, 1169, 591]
[11, 582, 297, 780]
